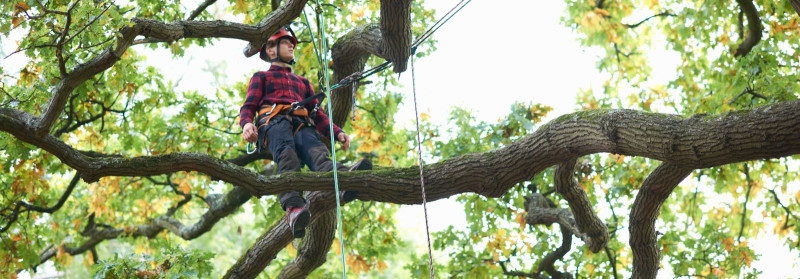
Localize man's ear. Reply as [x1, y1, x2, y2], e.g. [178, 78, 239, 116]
[266, 46, 277, 59]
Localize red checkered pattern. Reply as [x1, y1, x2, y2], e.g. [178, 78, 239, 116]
[239, 65, 342, 139]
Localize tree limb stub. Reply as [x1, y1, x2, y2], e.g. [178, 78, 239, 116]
[629, 163, 692, 279]
[4, 101, 800, 203]
[734, 0, 762, 57]
[554, 158, 608, 253]
[379, 0, 412, 72]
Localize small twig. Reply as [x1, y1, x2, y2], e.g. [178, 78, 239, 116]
[64, 4, 112, 45]
[728, 88, 767, 104]
[737, 163, 752, 242]
[624, 12, 676, 28]
[187, 0, 217, 20]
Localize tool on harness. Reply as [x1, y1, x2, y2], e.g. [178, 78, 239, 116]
[251, 92, 327, 154]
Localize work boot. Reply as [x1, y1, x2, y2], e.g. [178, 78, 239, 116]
[339, 158, 373, 203]
[286, 207, 311, 238]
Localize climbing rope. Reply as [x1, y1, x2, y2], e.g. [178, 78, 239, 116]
[410, 49, 435, 278]
[300, 4, 349, 278]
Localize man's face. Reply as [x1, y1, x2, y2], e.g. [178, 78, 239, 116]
[268, 38, 295, 61]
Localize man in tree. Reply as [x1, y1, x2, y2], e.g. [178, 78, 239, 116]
[239, 27, 362, 238]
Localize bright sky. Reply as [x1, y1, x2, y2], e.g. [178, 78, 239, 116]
[4, 0, 799, 278]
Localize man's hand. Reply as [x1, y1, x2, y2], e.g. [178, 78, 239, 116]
[337, 132, 351, 151]
[242, 123, 257, 143]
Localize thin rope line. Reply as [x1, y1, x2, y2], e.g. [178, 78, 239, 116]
[413, 0, 472, 47]
[411, 50, 435, 279]
[318, 7, 348, 279]
[412, 0, 466, 46]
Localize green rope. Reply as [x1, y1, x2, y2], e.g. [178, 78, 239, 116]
[317, 6, 348, 279]
[302, 10, 323, 71]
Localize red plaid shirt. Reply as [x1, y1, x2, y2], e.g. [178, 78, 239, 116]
[239, 65, 342, 139]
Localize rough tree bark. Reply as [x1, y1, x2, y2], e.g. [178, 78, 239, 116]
[629, 163, 692, 278]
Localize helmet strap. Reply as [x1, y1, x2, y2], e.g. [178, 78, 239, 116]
[270, 37, 296, 65]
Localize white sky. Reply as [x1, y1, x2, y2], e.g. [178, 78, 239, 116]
[4, 0, 799, 278]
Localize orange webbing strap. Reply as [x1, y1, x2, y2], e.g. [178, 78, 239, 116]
[256, 104, 312, 145]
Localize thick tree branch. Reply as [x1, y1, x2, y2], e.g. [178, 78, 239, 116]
[379, 0, 412, 72]
[328, 0, 413, 127]
[734, 0, 762, 57]
[629, 163, 692, 279]
[330, 24, 388, 126]
[554, 158, 608, 253]
[4, 100, 800, 205]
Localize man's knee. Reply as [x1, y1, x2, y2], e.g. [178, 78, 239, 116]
[307, 145, 337, 172]
[277, 148, 301, 174]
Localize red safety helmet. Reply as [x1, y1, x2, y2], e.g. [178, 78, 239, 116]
[259, 28, 298, 63]
[268, 28, 297, 46]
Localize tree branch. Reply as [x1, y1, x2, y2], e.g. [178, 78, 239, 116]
[1, 174, 80, 233]
[624, 12, 675, 28]
[734, 0, 762, 57]
[629, 163, 693, 279]
[379, 0, 412, 72]
[523, 193, 575, 279]
[738, 163, 752, 242]
[554, 158, 608, 252]
[187, 0, 218, 21]
[4, 100, 800, 204]
[791, 0, 800, 18]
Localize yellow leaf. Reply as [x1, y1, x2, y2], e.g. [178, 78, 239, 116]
[585, 263, 596, 275]
[721, 237, 735, 252]
[376, 260, 387, 272]
[332, 238, 341, 255]
[593, 8, 610, 17]
[233, 0, 248, 14]
[285, 243, 297, 257]
[16, 2, 29, 11]
[516, 212, 526, 231]
[179, 180, 191, 194]
[419, 112, 430, 120]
